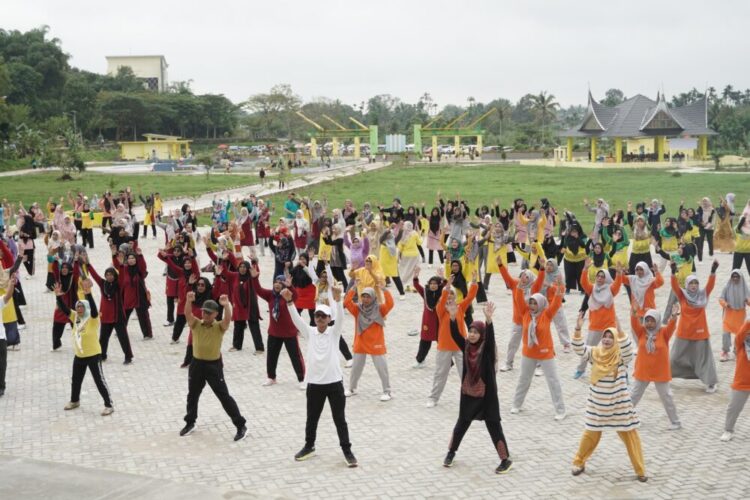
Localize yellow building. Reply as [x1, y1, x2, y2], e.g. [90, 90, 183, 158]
[118, 134, 191, 161]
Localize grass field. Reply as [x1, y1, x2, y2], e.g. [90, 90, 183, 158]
[268, 164, 750, 227]
[1, 171, 262, 208]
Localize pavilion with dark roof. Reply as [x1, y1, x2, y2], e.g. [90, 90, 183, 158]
[558, 91, 716, 163]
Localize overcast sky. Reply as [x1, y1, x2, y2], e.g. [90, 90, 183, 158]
[4, 0, 750, 108]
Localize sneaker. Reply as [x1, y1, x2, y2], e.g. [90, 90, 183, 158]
[719, 351, 730, 362]
[407, 329, 419, 336]
[509, 407, 520, 414]
[637, 475, 648, 483]
[534, 367, 543, 377]
[345, 359, 353, 368]
[262, 379, 277, 387]
[668, 422, 682, 431]
[228, 347, 239, 352]
[344, 450, 358, 468]
[234, 425, 248, 442]
[380, 393, 392, 402]
[573, 370, 584, 380]
[571, 465, 585, 476]
[179, 423, 195, 436]
[143, 336, 154, 341]
[101, 407, 114, 416]
[554, 411, 567, 421]
[17, 324, 26, 331]
[294, 446, 316, 461]
[298, 382, 307, 390]
[253, 350, 265, 356]
[412, 361, 425, 369]
[499, 364, 512, 372]
[344, 389, 357, 397]
[720, 431, 734, 442]
[123, 358, 132, 365]
[425, 399, 436, 408]
[180, 362, 189, 368]
[170, 339, 180, 345]
[64, 401, 80, 411]
[563, 344, 571, 353]
[705, 384, 718, 394]
[443, 451, 455, 467]
[495, 459, 513, 474]
[51, 347, 61, 352]
[163, 321, 174, 327]
[399, 295, 406, 301]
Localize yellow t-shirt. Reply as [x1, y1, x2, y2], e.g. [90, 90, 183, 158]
[632, 239, 651, 254]
[154, 198, 163, 214]
[69, 313, 101, 358]
[190, 319, 226, 361]
[736, 235, 750, 253]
[397, 232, 423, 258]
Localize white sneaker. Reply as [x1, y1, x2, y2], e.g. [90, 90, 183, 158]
[17, 324, 26, 331]
[344, 389, 357, 397]
[163, 320, 174, 327]
[101, 407, 114, 416]
[705, 384, 718, 393]
[298, 382, 307, 390]
[534, 367, 543, 377]
[399, 295, 406, 301]
[499, 364, 512, 372]
[425, 399, 436, 408]
[668, 422, 682, 431]
[262, 378, 277, 387]
[509, 407, 520, 414]
[554, 411, 567, 421]
[345, 359, 353, 368]
[412, 361, 424, 369]
[170, 339, 180, 345]
[563, 344, 571, 353]
[380, 393, 392, 402]
[720, 431, 734, 442]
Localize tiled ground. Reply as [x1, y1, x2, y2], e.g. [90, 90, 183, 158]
[1, 227, 749, 499]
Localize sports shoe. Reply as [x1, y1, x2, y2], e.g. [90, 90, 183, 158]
[554, 411, 567, 421]
[443, 451, 455, 467]
[163, 321, 174, 327]
[719, 351, 730, 362]
[64, 401, 80, 411]
[499, 364, 512, 372]
[179, 423, 195, 436]
[101, 407, 114, 416]
[720, 431, 734, 442]
[399, 295, 406, 301]
[563, 344, 571, 353]
[668, 422, 682, 431]
[228, 347, 239, 352]
[495, 459, 513, 474]
[534, 367, 543, 377]
[637, 475, 648, 483]
[573, 370, 584, 380]
[294, 446, 315, 461]
[262, 379, 277, 387]
[571, 465, 585, 476]
[298, 382, 307, 390]
[344, 389, 357, 397]
[17, 324, 26, 331]
[345, 359, 353, 368]
[380, 393, 392, 402]
[344, 450, 358, 468]
[425, 399, 436, 408]
[407, 329, 419, 336]
[412, 361, 424, 369]
[123, 358, 132, 365]
[705, 384, 717, 393]
[253, 350, 265, 356]
[170, 339, 180, 345]
[234, 425, 248, 442]
[180, 362, 189, 368]
[143, 336, 154, 341]
[509, 407, 520, 414]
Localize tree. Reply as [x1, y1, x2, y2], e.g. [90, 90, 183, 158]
[243, 84, 300, 139]
[530, 91, 559, 147]
[602, 88, 625, 107]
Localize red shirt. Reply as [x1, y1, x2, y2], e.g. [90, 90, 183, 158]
[255, 277, 298, 337]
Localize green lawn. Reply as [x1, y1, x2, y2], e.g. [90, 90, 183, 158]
[267, 164, 749, 227]
[1, 171, 262, 208]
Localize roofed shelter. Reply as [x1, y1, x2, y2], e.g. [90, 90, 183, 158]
[559, 92, 716, 163]
[118, 133, 192, 161]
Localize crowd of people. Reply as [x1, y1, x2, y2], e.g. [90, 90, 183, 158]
[0, 186, 749, 480]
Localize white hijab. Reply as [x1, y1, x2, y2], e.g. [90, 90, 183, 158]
[527, 293, 548, 347]
[588, 270, 614, 311]
[682, 275, 708, 308]
[629, 262, 655, 308]
[721, 270, 750, 309]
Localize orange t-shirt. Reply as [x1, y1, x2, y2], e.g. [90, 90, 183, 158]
[344, 288, 394, 355]
[719, 300, 747, 335]
[436, 283, 478, 351]
[733, 322, 750, 391]
[521, 289, 563, 360]
[622, 272, 664, 318]
[581, 272, 622, 331]
[671, 274, 715, 341]
[499, 266, 543, 325]
[631, 314, 676, 383]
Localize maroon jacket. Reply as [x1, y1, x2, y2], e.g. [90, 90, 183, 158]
[158, 253, 199, 315]
[88, 265, 125, 324]
[113, 254, 150, 310]
[254, 276, 297, 338]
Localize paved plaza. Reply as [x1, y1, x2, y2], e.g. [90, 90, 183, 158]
[1, 225, 749, 499]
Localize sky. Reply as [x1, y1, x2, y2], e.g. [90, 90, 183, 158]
[3, 0, 750, 108]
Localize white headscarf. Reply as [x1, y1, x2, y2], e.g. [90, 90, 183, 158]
[517, 270, 536, 299]
[541, 260, 561, 296]
[721, 270, 750, 309]
[681, 275, 708, 308]
[588, 270, 614, 311]
[629, 262, 655, 309]
[72, 300, 92, 353]
[643, 309, 661, 354]
[527, 293, 548, 347]
[294, 210, 309, 233]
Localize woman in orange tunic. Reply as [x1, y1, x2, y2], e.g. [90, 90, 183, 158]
[721, 320, 750, 442]
[669, 260, 719, 392]
[718, 269, 750, 362]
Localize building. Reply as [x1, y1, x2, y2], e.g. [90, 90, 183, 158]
[106, 55, 168, 92]
[558, 91, 716, 163]
[118, 134, 191, 161]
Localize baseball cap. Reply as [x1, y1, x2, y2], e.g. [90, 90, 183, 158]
[201, 300, 220, 313]
[314, 304, 332, 317]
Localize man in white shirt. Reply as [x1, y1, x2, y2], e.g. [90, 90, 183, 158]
[284, 284, 357, 468]
[0, 275, 17, 397]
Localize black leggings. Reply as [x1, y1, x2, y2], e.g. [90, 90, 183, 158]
[564, 259, 585, 292]
[266, 336, 305, 381]
[233, 319, 264, 351]
[23, 249, 34, 276]
[339, 336, 352, 361]
[388, 276, 405, 295]
[52, 321, 67, 350]
[733, 252, 750, 274]
[172, 314, 187, 341]
[416, 339, 433, 363]
[449, 417, 509, 460]
[305, 381, 350, 451]
[101, 216, 112, 234]
[80, 228, 94, 249]
[125, 307, 152, 338]
[417, 245, 426, 262]
[142, 224, 156, 238]
[71, 354, 112, 407]
[166, 296, 176, 324]
[696, 228, 714, 260]
[100, 321, 133, 361]
[330, 266, 349, 290]
[628, 252, 653, 274]
[428, 249, 445, 265]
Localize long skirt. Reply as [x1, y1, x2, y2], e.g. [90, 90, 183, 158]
[670, 337, 718, 386]
[398, 255, 420, 283]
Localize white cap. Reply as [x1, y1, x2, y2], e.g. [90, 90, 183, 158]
[314, 304, 332, 316]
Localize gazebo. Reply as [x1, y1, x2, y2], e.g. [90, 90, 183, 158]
[559, 92, 716, 163]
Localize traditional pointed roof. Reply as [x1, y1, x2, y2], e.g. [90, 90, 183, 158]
[559, 91, 716, 138]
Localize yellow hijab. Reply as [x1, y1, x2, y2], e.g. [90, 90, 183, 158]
[590, 328, 622, 385]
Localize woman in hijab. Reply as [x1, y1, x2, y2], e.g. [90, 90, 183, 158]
[539, 259, 572, 354]
[571, 323, 646, 482]
[696, 197, 715, 261]
[669, 259, 720, 392]
[732, 204, 750, 273]
[510, 278, 566, 420]
[561, 224, 587, 294]
[113, 247, 153, 340]
[379, 224, 404, 297]
[442, 302, 512, 474]
[51, 259, 80, 351]
[497, 257, 541, 372]
[292, 209, 309, 254]
[397, 221, 422, 294]
[55, 279, 114, 416]
[345, 231, 369, 273]
[412, 266, 446, 368]
[219, 258, 263, 354]
[426, 206, 445, 266]
[289, 253, 317, 325]
[719, 269, 750, 362]
[255, 199, 271, 256]
[714, 195, 736, 253]
[622, 262, 663, 322]
[720, 319, 750, 442]
[236, 206, 256, 253]
[482, 222, 512, 290]
[629, 307, 681, 430]
[629, 215, 653, 273]
[88, 264, 133, 364]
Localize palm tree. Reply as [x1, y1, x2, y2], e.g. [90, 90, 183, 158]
[530, 91, 559, 147]
[722, 85, 735, 104]
[467, 96, 476, 109]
